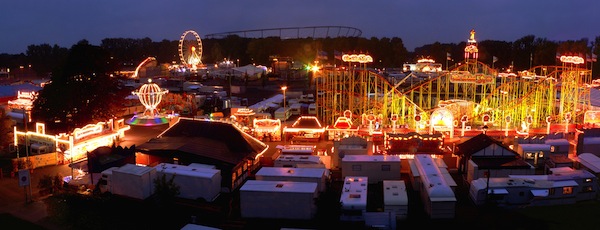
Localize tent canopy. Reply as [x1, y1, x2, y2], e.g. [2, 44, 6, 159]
[232, 64, 266, 77]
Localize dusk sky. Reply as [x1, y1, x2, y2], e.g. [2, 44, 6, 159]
[1, 0, 599, 55]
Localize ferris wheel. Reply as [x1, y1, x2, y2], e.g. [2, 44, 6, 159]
[178, 30, 203, 67]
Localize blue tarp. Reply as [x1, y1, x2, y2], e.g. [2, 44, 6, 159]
[0, 84, 42, 98]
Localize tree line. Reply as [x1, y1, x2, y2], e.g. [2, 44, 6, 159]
[1, 34, 598, 78]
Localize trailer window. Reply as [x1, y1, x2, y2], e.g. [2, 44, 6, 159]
[563, 186, 573, 195]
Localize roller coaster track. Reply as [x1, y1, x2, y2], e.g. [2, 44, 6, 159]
[316, 67, 425, 127]
[205, 26, 362, 39]
[317, 61, 592, 129]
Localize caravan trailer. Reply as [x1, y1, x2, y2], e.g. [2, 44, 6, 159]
[341, 155, 402, 184]
[308, 103, 317, 115]
[274, 154, 325, 168]
[255, 167, 329, 192]
[289, 103, 302, 116]
[153, 163, 222, 201]
[274, 107, 291, 121]
[278, 144, 317, 155]
[413, 155, 456, 219]
[240, 180, 318, 220]
[339, 176, 368, 222]
[110, 164, 157, 200]
[469, 168, 599, 206]
[383, 180, 409, 220]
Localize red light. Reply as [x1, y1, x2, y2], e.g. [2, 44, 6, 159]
[414, 115, 421, 122]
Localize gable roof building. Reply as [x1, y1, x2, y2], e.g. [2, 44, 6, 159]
[455, 134, 535, 183]
[136, 118, 268, 192]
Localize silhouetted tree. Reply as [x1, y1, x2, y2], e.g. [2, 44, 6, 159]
[26, 44, 68, 77]
[31, 40, 130, 133]
[153, 173, 180, 207]
[0, 109, 14, 154]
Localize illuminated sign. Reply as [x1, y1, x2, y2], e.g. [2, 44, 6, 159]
[449, 71, 494, 84]
[333, 117, 353, 129]
[17, 91, 37, 100]
[430, 108, 454, 131]
[417, 58, 435, 63]
[235, 108, 255, 116]
[253, 118, 281, 132]
[464, 44, 479, 54]
[8, 91, 38, 110]
[560, 55, 585, 65]
[583, 111, 600, 124]
[342, 54, 373, 63]
[73, 123, 103, 140]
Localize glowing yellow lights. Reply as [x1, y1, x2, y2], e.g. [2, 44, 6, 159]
[15, 119, 130, 163]
[310, 65, 319, 72]
[132, 81, 169, 117]
[73, 123, 104, 140]
[342, 53, 373, 63]
[8, 91, 37, 110]
[131, 57, 156, 78]
[417, 58, 435, 63]
[560, 55, 585, 65]
[179, 30, 203, 67]
[468, 29, 477, 43]
[449, 71, 493, 84]
[464, 45, 479, 54]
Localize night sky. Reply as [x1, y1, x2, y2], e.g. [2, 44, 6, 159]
[1, 0, 599, 54]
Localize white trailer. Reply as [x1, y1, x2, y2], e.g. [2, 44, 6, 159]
[340, 176, 368, 222]
[154, 163, 222, 201]
[383, 180, 409, 220]
[278, 144, 317, 155]
[308, 103, 317, 115]
[255, 167, 329, 192]
[240, 180, 318, 220]
[111, 164, 157, 200]
[341, 155, 402, 184]
[413, 154, 456, 219]
[274, 154, 324, 168]
[274, 107, 291, 121]
[289, 103, 302, 116]
[187, 163, 217, 169]
[98, 167, 119, 194]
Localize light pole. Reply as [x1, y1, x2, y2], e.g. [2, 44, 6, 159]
[281, 86, 287, 112]
[281, 86, 287, 143]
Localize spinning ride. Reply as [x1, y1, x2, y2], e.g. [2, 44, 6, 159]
[127, 79, 172, 126]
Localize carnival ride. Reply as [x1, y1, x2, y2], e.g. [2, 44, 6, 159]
[204, 26, 362, 39]
[179, 30, 203, 69]
[127, 79, 173, 126]
[317, 61, 592, 134]
[316, 33, 593, 136]
[131, 57, 157, 78]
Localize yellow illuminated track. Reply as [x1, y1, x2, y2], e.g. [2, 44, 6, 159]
[316, 60, 592, 129]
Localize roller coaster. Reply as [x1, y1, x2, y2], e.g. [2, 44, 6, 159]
[205, 26, 362, 39]
[315, 59, 592, 131]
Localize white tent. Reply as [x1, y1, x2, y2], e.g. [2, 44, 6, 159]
[232, 64, 266, 80]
